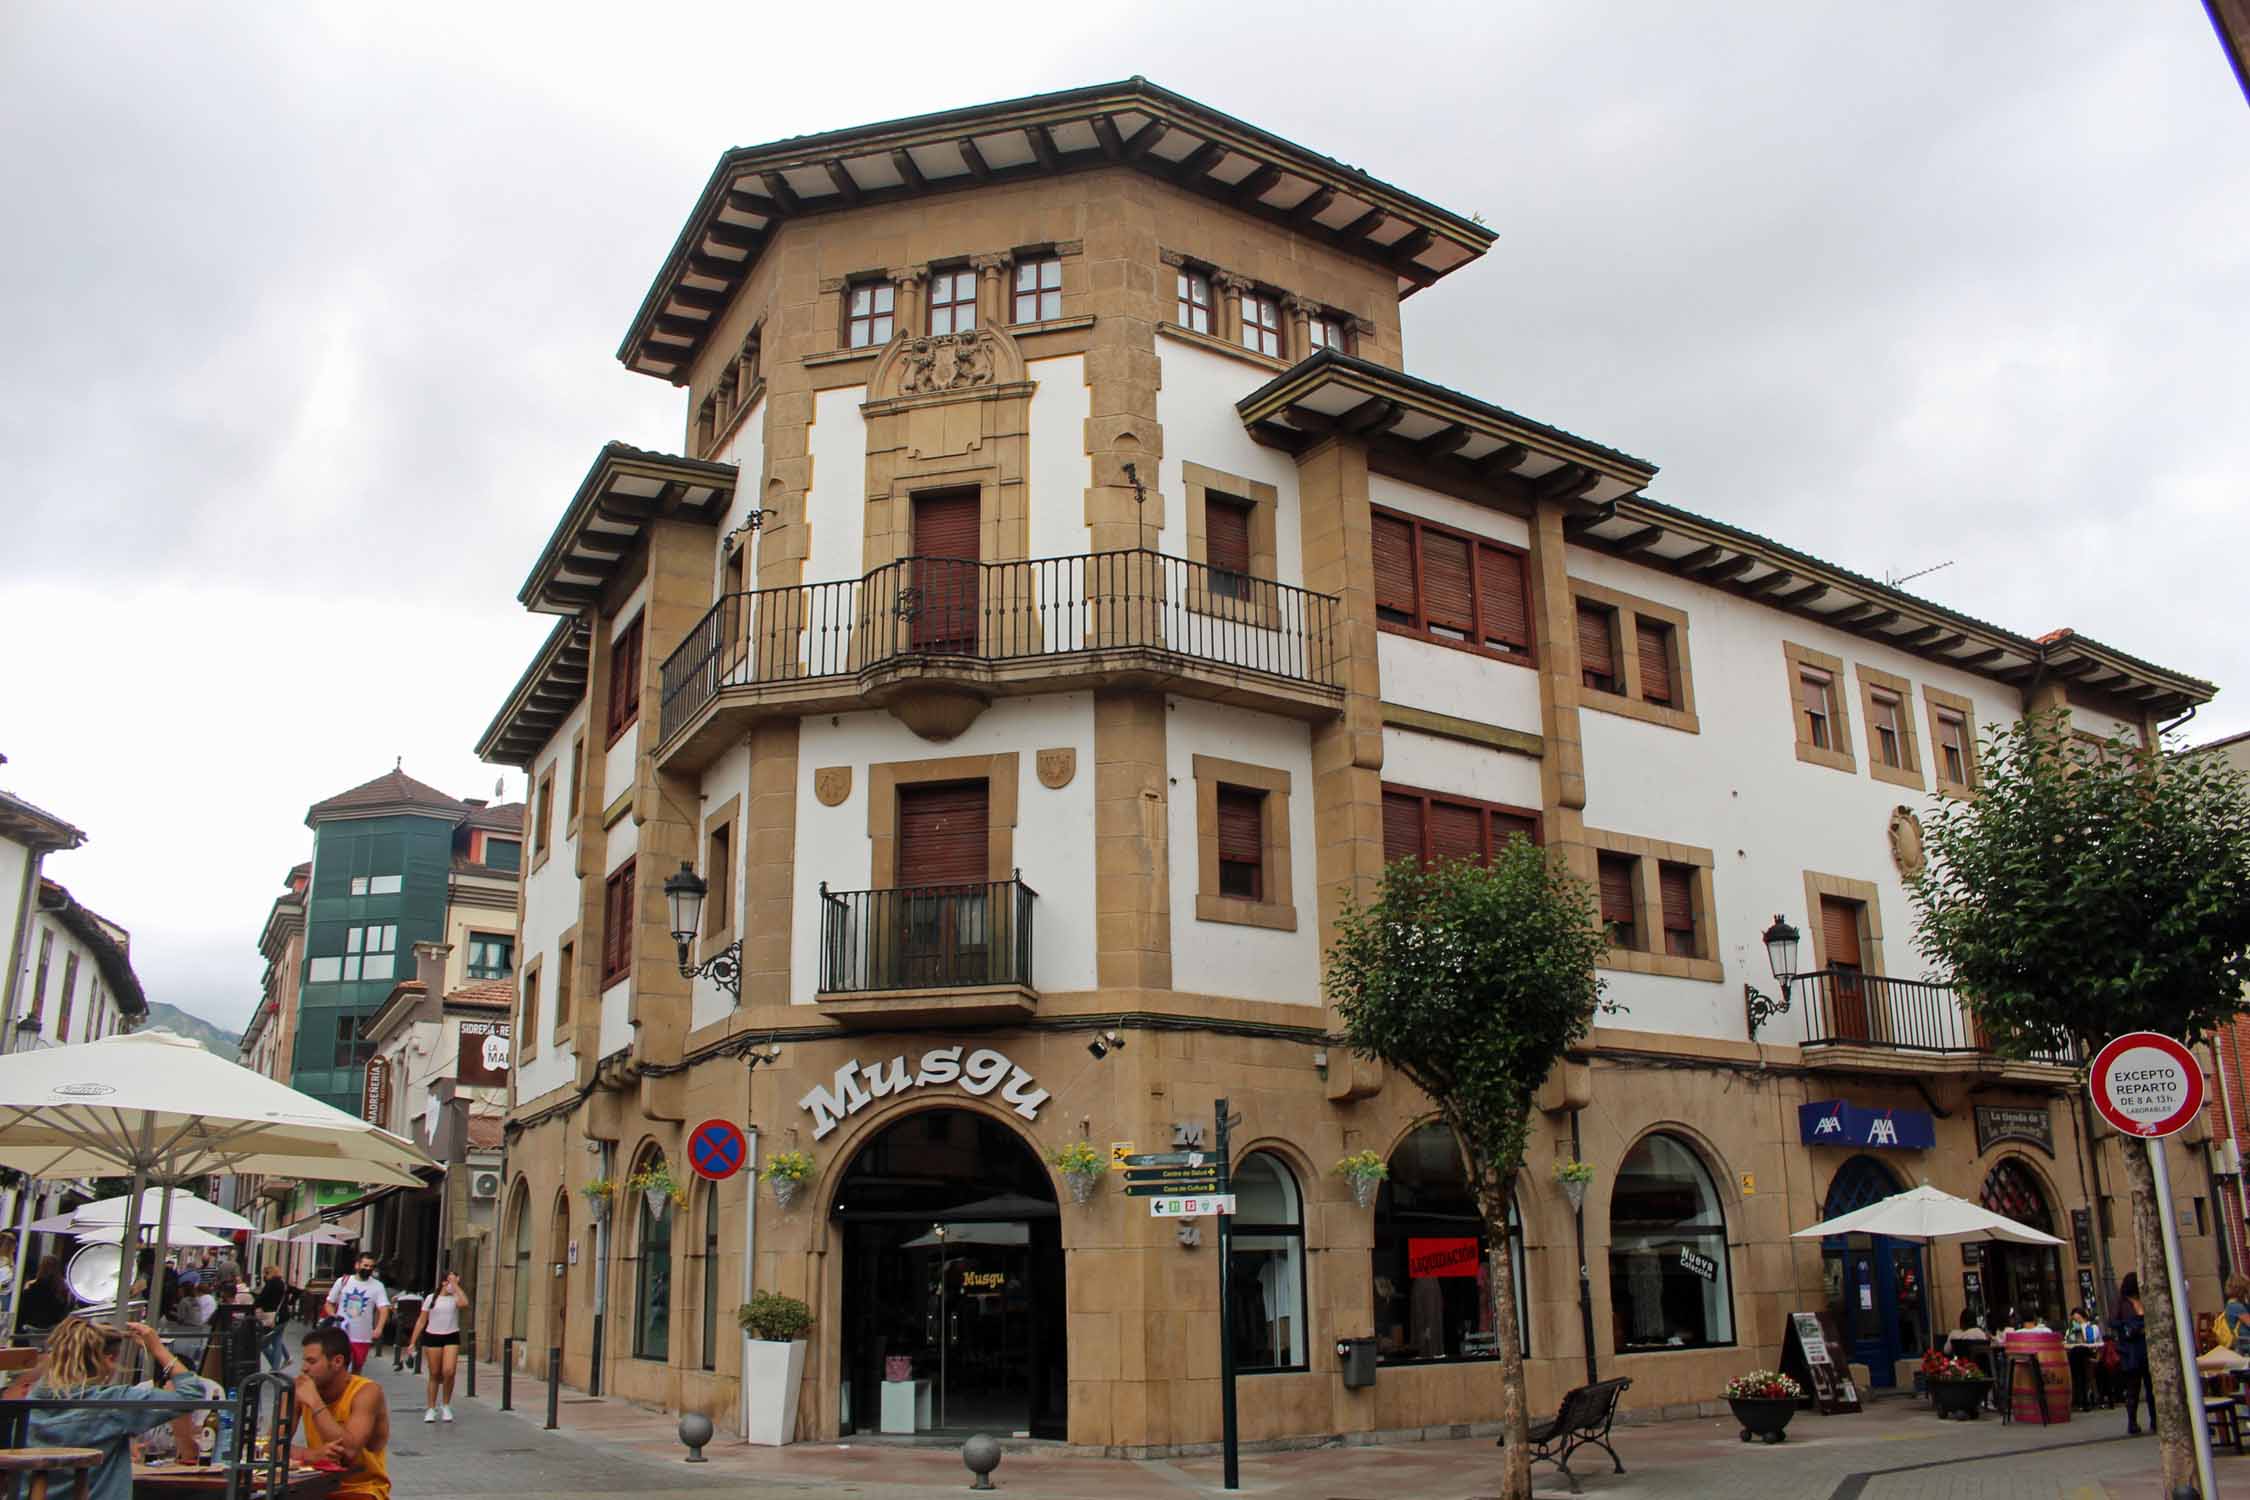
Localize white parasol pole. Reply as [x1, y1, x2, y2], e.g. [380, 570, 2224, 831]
[152, 1179, 177, 1336]
[113, 1116, 153, 1332]
[4, 1186, 32, 1340]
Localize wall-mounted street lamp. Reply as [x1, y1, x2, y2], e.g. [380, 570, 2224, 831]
[663, 861, 740, 1000]
[1743, 913, 1802, 1041]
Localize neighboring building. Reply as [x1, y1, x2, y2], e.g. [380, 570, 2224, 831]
[473, 80, 2222, 1445]
[1, 786, 90, 1055]
[2195, 729, 2250, 1274]
[232, 862, 313, 1272]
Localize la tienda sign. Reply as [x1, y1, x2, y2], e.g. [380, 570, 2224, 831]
[799, 1045, 1047, 1138]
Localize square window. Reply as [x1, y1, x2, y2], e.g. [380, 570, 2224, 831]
[468, 933, 515, 981]
[1308, 313, 1349, 352]
[927, 268, 976, 335]
[1216, 785, 1266, 901]
[1240, 292, 1282, 358]
[845, 280, 895, 349]
[1012, 256, 1062, 323]
[1177, 270, 1212, 334]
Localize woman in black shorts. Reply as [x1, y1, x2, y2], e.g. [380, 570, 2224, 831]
[408, 1270, 468, 1423]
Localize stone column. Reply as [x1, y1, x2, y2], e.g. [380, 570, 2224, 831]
[888, 266, 925, 340]
[1093, 690, 1171, 991]
[1526, 499, 1594, 886]
[971, 253, 1010, 328]
[1214, 272, 1250, 348]
[1283, 293, 1318, 355]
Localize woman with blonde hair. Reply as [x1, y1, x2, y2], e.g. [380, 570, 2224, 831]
[20, 1317, 222, 1500]
[406, 1269, 467, 1423]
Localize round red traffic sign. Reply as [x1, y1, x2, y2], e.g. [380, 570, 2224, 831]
[687, 1118, 748, 1181]
[2089, 1032, 2205, 1140]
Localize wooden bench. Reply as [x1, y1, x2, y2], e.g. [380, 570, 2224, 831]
[1498, 1376, 1632, 1493]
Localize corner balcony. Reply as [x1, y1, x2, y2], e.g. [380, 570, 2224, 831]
[1793, 970, 2079, 1078]
[658, 549, 1344, 768]
[815, 878, 1037, 1027]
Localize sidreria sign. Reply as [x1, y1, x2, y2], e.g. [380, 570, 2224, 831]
[799, 1045, 1048, 1139]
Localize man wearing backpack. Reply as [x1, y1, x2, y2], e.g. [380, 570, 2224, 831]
[323, 1254, 391, 1374]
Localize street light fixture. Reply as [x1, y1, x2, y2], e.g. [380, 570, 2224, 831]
[663, 861, 740, 999]
[1744, 913, 1802, 1041]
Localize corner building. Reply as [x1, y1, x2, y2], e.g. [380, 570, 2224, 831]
[475, 79, 2223, 1446]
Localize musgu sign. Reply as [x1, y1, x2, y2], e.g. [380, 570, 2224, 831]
[798, 1044, 1048, 1138]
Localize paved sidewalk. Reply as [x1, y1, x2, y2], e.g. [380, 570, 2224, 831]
[369, 1353, 2250, 1498]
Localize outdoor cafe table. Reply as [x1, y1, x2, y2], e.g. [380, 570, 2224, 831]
[133, 1464, 340, 1500]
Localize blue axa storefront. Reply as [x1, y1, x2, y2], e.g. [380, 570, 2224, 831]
[1801, 1100, 1937, 1387]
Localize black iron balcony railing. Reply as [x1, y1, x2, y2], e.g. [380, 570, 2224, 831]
[817, 877, 1037, 995]
[1794, 969, 2079, 1065]
[660, 549, 1343, 740]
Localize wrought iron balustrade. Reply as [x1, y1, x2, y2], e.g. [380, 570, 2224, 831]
[817, 877, 1036, 995]
[1794, 969, 2078, 1065]
[660, 548, 1343, 739]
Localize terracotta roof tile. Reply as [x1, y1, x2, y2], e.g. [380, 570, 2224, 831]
[464, 801, 525, 832]
[305, 768, 468, 826]
[465, 1115, 505, 1150]
[444, 979, 515, 1010]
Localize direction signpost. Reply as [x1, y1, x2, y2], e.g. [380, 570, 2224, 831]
[2091, 1032, 2213, 1500]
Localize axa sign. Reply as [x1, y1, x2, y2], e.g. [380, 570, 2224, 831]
[799, 1045, 1047, 1138]
[1797, 1099, 1936, 1151]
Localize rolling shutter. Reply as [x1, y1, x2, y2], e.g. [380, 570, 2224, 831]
[1597, 855, 1636, 927]
[911, 493, 980, 652]
[1429, 799, 1485, 865]
[913, 492, 980, 560]
[1659, 864, 1695, 955]
[1477, 545, 1529, 648]
[1638, 621, 1674, 705]
[1382, 791, 1425, 866]
[898, 780, 989, 888]
[1492, 811, 1538, 850]
[1207, 498, 1253, 577]
[1576, 604, 1615, 684]
[1216, 786, 1265, 899]
[1373, 514, 1417, 619]
[1820, 896, 1863, 969]
[1420, 530, 1474, 635]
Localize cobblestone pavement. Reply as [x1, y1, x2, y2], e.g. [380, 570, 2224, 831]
[366, 1353, 2250, 1498]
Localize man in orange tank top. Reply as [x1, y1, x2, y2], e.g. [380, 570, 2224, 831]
[293, 1326, 391, 1500]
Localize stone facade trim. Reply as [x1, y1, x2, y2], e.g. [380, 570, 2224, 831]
[1190, 753, 1298, 932]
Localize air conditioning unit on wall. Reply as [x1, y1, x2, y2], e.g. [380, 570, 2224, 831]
[470, 1170, 502, 1200]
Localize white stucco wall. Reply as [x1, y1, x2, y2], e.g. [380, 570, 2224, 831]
[603, 579, 650, 805]
[689, 738, 754, 1032]
[514, 702, 587, 1104]
[711, 397, 767, 596]
[1379, 727, 1544, 813]
[1165, 697, 1321, 1005]
[806, 386, 869, 586]
[2069, 701, 2147, 746]
[1025, 355, 1091, 561]
[1377, 634, 1544, 737]
[791, 695, 1099, 1004]
[1154, 341, 1304, 584]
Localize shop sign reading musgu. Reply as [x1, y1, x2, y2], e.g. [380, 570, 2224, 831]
[799, 1045, 1047, 1138]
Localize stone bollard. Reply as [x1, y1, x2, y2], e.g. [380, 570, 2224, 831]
[962, 1433, 1001, 1491]
[679, 1412, 713, 1463]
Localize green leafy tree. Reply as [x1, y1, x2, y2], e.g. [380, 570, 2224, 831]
[1909, 710, 2250, 1491]
[1326, 837, 1611, 1500]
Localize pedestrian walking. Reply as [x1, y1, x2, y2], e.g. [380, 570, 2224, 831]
[292, 1325, 391, 1500]
[2112, 1272, 2154, 1435]
[255, 1264, 294, 1370]
[323, 1253, 391, 1373]
[407, 1270, 468, 1423]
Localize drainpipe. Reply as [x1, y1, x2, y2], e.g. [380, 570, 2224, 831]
[590, 1140, 613, 1397]
[1570, 1109, 1597, 1385]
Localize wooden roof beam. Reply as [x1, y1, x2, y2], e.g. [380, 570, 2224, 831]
[1027, 124, 1063, 173]
[759, 172, 802, 213]
[1774, 582, 1830, 607]
[684, 254, 744, 283]
[1739, 569, 1797, 597]
[1340, 397, 1406, 436]
[723, 187, 785, 219]
[1232, 163, 1283, 206]
[1418, 424, 1472, 461]
[1478, 443, 1531, 480]
[1122, 119, 1169, 160]
[1387, 227, 1435, 268]
[1290, 186, 1335, 226]
[823, 160, 863, 204]
[1172, 139, 1226, 184]
[1698, 554, 1758, 583]
[1611, 525, 1668, 555]
[1956, 647, 2007, 668]
[955, 137, 991, 180]
[1089, 115, 1125, 161]
[1826, 602, 1882, 626]
[1669, 544, 1724, 573]
[1337, 208, 1387, 243]
[889, 148, 928, 192]
[1535, 465, 1598, 502]
[704, 222, 760, 251]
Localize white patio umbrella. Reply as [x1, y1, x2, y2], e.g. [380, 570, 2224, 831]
[0, 1029, 437, 1331]
[1792, 1183, 2063, 1347]
[256, 1224, 355, 1246]
[72, 1188, 256, 1235]
[74, 1220, 232, 1249]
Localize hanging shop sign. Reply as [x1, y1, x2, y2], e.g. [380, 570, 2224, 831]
[2071, 1208, 2096, 1265]
[360, 1055, 392, 1127]
[1797, 1099, 1936, 1150]
[799, 1045, 1048, 1139]
[457, 1020, 512, 1086]
[1407, 1238, 1481, 1278]
[1973, 1104, 2054, 1158]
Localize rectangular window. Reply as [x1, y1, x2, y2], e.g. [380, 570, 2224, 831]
[602, 864, 636, 987]
[1578, 604, 1619, 693]
[534, 770, 554, 859]
[1871, 689, 1905, 768]
[348, 874, 403, 896]
[1798, 668, 1834, 749]
[332, 1014, 375, 1069]
[1308, 313, 1348, 352]
[1371, 508, 1532, 661]
[1012, 256, 1061, 323]
[1176, 270, 1212, 333]
[607, 614, 644, 743]
[1240, 292, 1282, 358]
[567, 735, 585, 838]
[1937, 708, 1971, 786]
[1381, 786, 1538, 869]
[484, 837, 521, 872]
[1598, 854, 1639, 950]
[57, 953, 79, 1042]
[705, 822, 733, 940]
[1206, 495, 1253, 601]
[520, 967, 540, 1050]
[1637, 619, 1676, 707]
[1658, 862, 1698, 958]
[927, 267, 976, 335]
[1216, 786, 1266, 900]
[311, 924, 398, 984]
[554, 939, 575, 1034]
[467, 933, 515, 981]
[29, 931, 50, 1026]
[844, 280, 895, 348]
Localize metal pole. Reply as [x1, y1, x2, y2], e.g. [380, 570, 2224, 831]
[1570, 1107, 1597, 1386]
[501, 1338, 514, 1411]
[1216, 1096, 1238, 1492]
[113, 1120, 153, 1332]
[465, 1328, 476, 1399]
[545, 1347, 561, 1430]
[2151, 1139, 2217, 1499]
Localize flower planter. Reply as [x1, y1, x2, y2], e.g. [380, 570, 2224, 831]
[585, 1195, 611, 1225]
[1348, 1174, 1383, 1210]
[1559, 1178, 1588, 1214]
[1931, 1377, 1991, 1420]
[770, 1176, 801, 1212]
[742, 1338, 808, 1446]
[644, 1188, 675, 1221]
[1728, 1396, 1798, 1444]
[1063, 1169, 1100, 1206]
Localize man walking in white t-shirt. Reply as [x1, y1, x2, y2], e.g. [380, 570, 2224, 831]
[324, 1253, 391, 1373]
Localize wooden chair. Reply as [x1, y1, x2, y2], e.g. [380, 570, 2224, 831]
[0, 1447, 102, 1500]
[2206, 1396, 2246, 1457]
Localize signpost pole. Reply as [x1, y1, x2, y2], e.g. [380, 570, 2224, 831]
[2150, 1138, 2218, 1499]
[1215, 1096, 1238, 1492]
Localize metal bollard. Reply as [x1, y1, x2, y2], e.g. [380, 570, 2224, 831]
[465, 1330, 476, 1399]
[544, 1348, 561, 1431]
[501, 1338, 515, 1412]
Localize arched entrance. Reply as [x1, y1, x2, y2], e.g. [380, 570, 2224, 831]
[1979, 1157, 2063, 1324]
[1820, 1156, 1926, 1386]
[834, 1108, 1063, 1439]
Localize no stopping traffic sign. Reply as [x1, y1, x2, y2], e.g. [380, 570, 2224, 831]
[2089, 1031, 2205, 1139]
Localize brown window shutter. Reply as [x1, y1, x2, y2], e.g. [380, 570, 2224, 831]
[1797, 669, 1830, 720]
[608, 616, 643, 737]
[1638, 621, 1674, 705]
[1598, 854, 1636, 927]
[1476, 545, 1529, 649]
[1820, 896, 1863, 969]
[1492, 811, 1538, 850]
[1382, 791, 1425, 866]
[912, 492, 980, 560]
[1216, 786, 1266, 899]
[1207, 498, 1253, 577]
[1419, 530, 1474, 636]
[1659, 864, 1695, 956]
[1373, 513, 1417, 620]
[1429, 799, 1485, 865]
[1577, 604, 1615, 683]
[898, 780, 990, 888]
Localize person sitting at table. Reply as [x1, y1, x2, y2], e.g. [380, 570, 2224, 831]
[293, 1325, 390, 1500]
[18, 1255, 73, 1333]
[18, 1317, 222, 1500]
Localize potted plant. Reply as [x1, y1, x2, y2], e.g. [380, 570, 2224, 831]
[580, 1177, 615, 1224]
[1335, 1151, 1388, 1209]
[737, 1291, 813, 1446]
[1723, 1370, 1803, 1443]
[1552, 1159, 1596, 1213]
[627, 1160, 687, 1221]
[1047, 1139, 1108, 1205]
[1922, 1350, 1992, 1420]
[763, 1150, 814, 1212]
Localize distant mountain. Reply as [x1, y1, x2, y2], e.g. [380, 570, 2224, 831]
[141, 1003, 239, 1056]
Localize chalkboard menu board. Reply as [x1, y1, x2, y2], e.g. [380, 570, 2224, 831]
[1781, 1310, 1862, 1415]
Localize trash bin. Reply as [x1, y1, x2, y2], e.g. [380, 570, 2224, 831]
[1338, 1337, 1379, 1389]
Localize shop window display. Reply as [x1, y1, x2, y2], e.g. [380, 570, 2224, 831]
[1372, 1124, 1528, 1364]
[1609, 1132, 1734, 1352]
[1229, 1153, 1307, 1371]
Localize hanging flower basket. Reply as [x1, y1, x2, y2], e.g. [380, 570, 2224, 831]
[771, 1175, 801, 1212]
[626, 1161, 688, 1221]
[644, 1188, 673, 1220]
[581, 1178, 615, 1224]
[1063, 1169, 1101, 1206]
[1335, 1151, 1388, 1209]
[1047, 1140, 1108, 1206]
[1553, 1159, 1596, 1213]
[764, 1150, 815, 1212]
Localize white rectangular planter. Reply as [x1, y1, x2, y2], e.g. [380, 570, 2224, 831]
[742, 1338, 807, 1446]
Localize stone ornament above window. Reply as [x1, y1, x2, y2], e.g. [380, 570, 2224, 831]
[1035, 748, 1076, 790]
[868, 324, 1028, 404]
[1888, 805, 1926, 880]
[814, 767, 853, 807]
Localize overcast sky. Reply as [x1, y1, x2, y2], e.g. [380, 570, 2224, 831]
[2, 3, 2244, 1036]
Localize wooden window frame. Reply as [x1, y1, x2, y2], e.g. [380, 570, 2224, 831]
[518, 956, 542, 1061]
[1372, 505, 1536, 667]
[553, 930, 577, 1041]
[1568, 578, 1700, 733]
[606, 613, 644, 748]
[1802, 871, 1888, 1012]
[532, 766, 555, 870]
[1856, 664, 1925, 791]
[1011, 255, 1063, 324]
[1307, 312, 1350, 353]
[1215, 785, 1267, 902]
[1379, 783, 1542, 869]
[1597, 852, 1642, 952]
[56, 952, 79, 1043]
[1176, 268, 1214, 334]
[1658, 861, 1701, 959]
[1583, 828, 1723, 982]
[566, 733, 585, 841]
[1782, 641, 1856, 773]
[1183, 462, 1281, 625]
[1193, 755, 1296, 931]
[866, 754, 1021, 890]
[1923, 685, 1978, 799]
[926, 266, 977, 336]
[1239, 290, 1283, 359]
[699, 794, 741, 960]
[601, 862, 636, 989]
[1577, 603, 1620, 695]
[843, 278, 896, 349]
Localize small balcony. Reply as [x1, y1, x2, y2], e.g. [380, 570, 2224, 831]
[658, 549, 1344, 768]
[1793, 970, 2079, 1075]
[816, 877, 1038, 1027]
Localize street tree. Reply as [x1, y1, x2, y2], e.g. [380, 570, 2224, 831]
[1909, 710, 2250, 1493]
[1326, 835, 1612, 1500]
